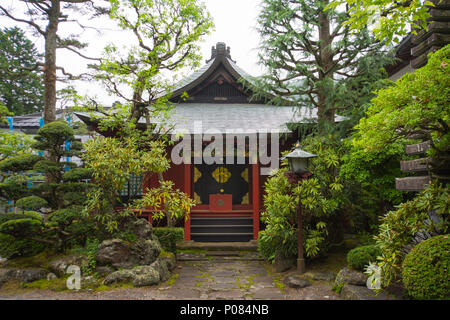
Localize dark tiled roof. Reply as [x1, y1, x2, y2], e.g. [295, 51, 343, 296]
[76, 103, 343, 135]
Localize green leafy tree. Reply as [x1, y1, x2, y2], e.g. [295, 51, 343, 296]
[353, 44, 449, 174]
[0, 121, 95, 252]
[328, 0, 434, 44]
[85, 0, 214, 127]
[259, 134, 345, 261]
[252, 0, 393, 129]
[0, 1, 109, 124]
[0, 27, 44, 115]
[82, 132, 170, 232]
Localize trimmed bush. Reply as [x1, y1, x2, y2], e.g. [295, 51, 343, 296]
[0, 233, 47, 258]
[16, 196, 48, 211]
[347, 244, 381, 271]
[0, 154, 43, 172]
[153, 227, 184, 253]
[402, 235, 450, 300]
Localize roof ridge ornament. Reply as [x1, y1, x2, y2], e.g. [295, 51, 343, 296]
[206, 42, 235, 63]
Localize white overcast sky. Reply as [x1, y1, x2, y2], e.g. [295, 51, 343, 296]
[1, 0, 265, 107]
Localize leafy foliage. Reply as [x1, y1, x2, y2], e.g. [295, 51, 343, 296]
[259, 135, 345, 261]
[15, 196, 48, 211]
[153, 227, 184, 253]
[328, 0, 432, 44]
[402, 235, 450, 300]
[374, 182, 449, 288]
[134, 180, 196, 227]
[347, 244, 381, 271]
[252, 0, 393, 128]
[82, 134, 170, 232]
[353, 45, 449, 169]
[0, 27, 44, 115]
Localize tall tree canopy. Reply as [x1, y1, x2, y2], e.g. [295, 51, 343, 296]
[0, 27, 44, 116]
[252, 0, 393, 131]
[0, 0, 109, 124]
[328, 0, 433, 44]
[88, 0, 214, 128]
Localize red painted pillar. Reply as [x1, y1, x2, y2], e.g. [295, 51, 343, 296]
[184, 163, 191, 241]
[252, 163, 260, 240]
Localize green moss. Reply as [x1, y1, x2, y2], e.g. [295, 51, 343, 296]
[23, 277, 69, 291]
[159, 250, 175, 259]
[332, 281, 344, 294]
[177, 248, 207, 254]
[164, 273, 179, 286]
[273, 279, 285, 290]
[3, 250, 60, 269]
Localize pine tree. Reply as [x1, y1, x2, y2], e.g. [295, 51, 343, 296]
[0, 27, 44, 116]
[253, 0, 394, 132]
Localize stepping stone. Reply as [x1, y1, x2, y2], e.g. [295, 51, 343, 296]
[284, 275, 312, 289]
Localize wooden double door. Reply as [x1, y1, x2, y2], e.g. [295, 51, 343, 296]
[193, 164, 250, 206]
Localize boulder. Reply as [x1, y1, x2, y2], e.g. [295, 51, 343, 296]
[0, 268, 46, 287]
[96, 239, 131, 267]
[150, 259, 170, 282]
[159, 252, 177, 271]
[103, 265, 160, 287]
[95, 266, 113, 277]
[48, 254, 88, 276]
[131, 266, 160, 287]
[129, 219, 153, 239]
[304, 271, 336, 282]
[341, 284, 396, 300]
[103, 269, 134, 286]
[127, 239, 161, 267]
[335, 267, 368, 287]
[274, 251, 296, 272]
[46, 273, 57, 281]
[283, 275, 311, 289]
[96, 238, 161, 269]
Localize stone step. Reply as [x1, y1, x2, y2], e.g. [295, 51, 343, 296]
[177, 240, 258, 251]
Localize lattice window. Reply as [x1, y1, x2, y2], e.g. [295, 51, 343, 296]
[120, 173, 143, 197]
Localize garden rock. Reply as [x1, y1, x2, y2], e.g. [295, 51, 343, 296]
[131, 266, 160, 287]
[335, 267, 367, 286]
[341, 284, 395, 300]
[46, 273, 57, 281]
[49, 254, 88, 276]
[96, 239, 130, 267]
[150, 259, 170, 282]
[127, 239, 161, 268]
[103, 269, 134, 286]
[96, 238, 161, 269]
[129, 219, 153, 239]
[284, 275, 311, 288]
[274, 251, 296, 272]
[0, 268, 46, 287]
[103, 265, 160, 287]
[95, 266, 113, 277]
[159, 252, 176, 271]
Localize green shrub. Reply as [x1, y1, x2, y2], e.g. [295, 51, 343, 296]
[402, 235, 450, 300]
[16, 196, 48, 211]
[0, 154, 43, 172]
[0, 213, 41, 225]
[258, 229, 297, 263]
[153, 227, 184, 253]
[23, 211, 43, 220]
[347, 245, 381, 271]
[0, 233, 46, 258]
[0, 218, 42, 237]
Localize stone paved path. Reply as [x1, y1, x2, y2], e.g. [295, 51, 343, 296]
[0, 253, 340, 300]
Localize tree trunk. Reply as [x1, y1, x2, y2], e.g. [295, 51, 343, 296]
[317, 1, 335, 124]
[43, 0, 60, 124]
[157, 172, 172, 227]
